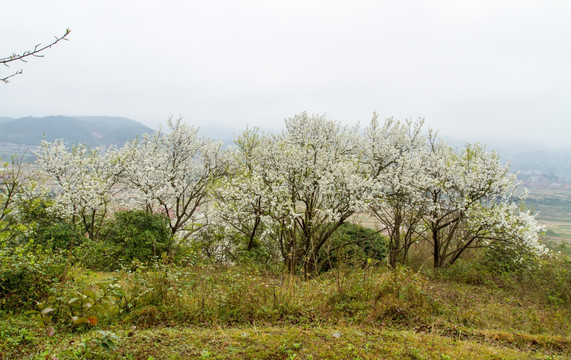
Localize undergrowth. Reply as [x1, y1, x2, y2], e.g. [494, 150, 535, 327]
[0, 258, 569, 359]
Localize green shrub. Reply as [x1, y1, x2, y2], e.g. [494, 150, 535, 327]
[3, 197, 82, 252]
[481, 240, 544, 275]
[75, 238, 120, 271]
[83, 210, 173, 270]
[528, 254, 571, 305]
[318, 222, 388, 272]
[0, 242, 68, 310]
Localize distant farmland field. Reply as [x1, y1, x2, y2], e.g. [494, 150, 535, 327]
[525, 183, 571, 254]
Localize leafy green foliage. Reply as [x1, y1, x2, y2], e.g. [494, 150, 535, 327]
[116, 260, 184, 317]
[319, 222, 388, 272]
[28, 281, 122, 359]
[0, 258, 569, 359]
[83, 210, 173, 270]
[482, 240, 542, 274]
[10, 197, 82, 251]
[0, 242, 68, 310]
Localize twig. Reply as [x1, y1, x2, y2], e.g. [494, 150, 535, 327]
[1, 29, 71, 83]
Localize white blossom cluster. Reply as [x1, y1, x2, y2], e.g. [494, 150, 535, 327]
[120, 117, 226, 236]
[36, 139, 124, 238]
[34, 113, 547, 268]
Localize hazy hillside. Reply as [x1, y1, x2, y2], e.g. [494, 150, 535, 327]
[445, 136, 571, 180]
[0, 116, 152, 147]
[507, 149, 571, 179]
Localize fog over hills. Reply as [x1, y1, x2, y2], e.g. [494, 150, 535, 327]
[196, 124, 571, 180]
[444, 136, 571, 180]
[1, 116, 568, 181]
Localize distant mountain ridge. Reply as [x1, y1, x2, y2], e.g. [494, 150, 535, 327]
[0, 116, 153, 147]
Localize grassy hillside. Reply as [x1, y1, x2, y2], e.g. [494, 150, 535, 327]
[1, 261, 569, 359]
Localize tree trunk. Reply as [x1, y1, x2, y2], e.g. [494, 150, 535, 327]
[432, 226, 442, 268]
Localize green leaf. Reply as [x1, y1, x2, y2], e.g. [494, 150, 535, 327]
[101, 296, 113, 304]
[104, 338, 116, 350]
[68, 297, 81, 305]
[92, 304, 105, 313]
[96, 282, 107, 291]
[73, 317, 89, 325]
[84, 289, 97, 300]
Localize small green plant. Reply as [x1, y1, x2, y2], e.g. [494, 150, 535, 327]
[30, 281, 122, 358]
[0, 241, 68, 310]
[66, 281, 122, 326]
[80, 330, 120, 352]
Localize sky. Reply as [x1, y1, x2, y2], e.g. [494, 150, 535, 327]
[1, 0, 570, 149]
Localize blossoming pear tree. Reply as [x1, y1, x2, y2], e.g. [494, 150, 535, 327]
[121, 117, 227, 237]
[36, 140, 124, 239]
[363, 116, 427, 267]
[418, 137, 544, 268]
[240, 113, 369, 275]
[1, 156, 26, 222]
[209, 128, 279, 261]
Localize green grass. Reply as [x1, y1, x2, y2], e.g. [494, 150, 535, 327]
[2, 319, 569, 359]
[1, 261, 569, 359]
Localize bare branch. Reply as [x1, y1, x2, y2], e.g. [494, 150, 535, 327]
[1, 69, 23, 84]
[1, 29, 71, 83]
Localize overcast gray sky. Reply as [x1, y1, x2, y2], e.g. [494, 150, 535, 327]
[1, 0, 570, 148]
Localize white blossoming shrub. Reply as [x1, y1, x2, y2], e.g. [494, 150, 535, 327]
[476, 205, 548, 272]
[415, 139, 546, 268]
[208, 128, 274, 263]
[214, 113, 371, 274]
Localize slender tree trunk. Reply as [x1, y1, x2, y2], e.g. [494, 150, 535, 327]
[432, 226, 442, 268]
[389, 218, 401, 268]
[247, 216, 260, 251]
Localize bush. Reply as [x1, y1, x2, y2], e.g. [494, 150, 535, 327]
[0, 242, 68, 310]
[84, 210, 173, 270]
[318, 222, 388, 272]
[481, 240, 543, 275]
[3, 197, 82, 252]
[526, 254, 571, 305]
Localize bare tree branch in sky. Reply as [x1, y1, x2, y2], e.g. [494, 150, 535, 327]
[1, 28, 70, 83]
